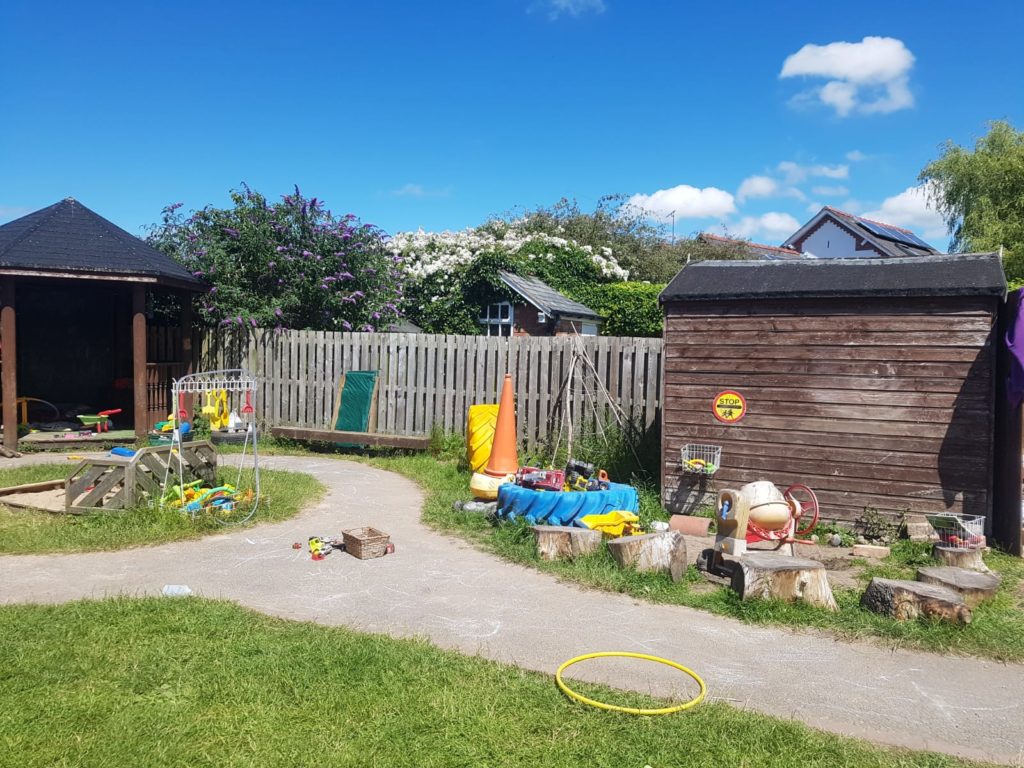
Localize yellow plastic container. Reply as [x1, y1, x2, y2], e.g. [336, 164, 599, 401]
[579, 510, 641, 538]
[466, 404, 499, 474]
[469, 471, 513, 501]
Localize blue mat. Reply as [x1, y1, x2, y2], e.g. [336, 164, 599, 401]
[496, 482, 639, 527]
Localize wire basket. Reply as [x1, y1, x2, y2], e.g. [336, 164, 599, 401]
[925, 514, 985, 550]
[680, 444, 722, 476]
[342, 526, 391, 559]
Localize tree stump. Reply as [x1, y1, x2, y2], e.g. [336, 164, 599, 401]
[607, 531, 688, 582]
[861, 577, 972, 624]
[916, 566, 1001, 607]
[932, 545, 989, 573]
[531, 525, 602, 561]
[730, 553, 838, 611]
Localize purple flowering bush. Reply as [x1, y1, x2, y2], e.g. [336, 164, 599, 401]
[149, 186, 404, 332]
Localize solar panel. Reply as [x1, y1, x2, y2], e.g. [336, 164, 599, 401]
[858, 218, 934, 250]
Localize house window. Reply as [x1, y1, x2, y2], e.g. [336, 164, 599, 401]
[479, 302, 514, 337]
[581, 322, 598, 336]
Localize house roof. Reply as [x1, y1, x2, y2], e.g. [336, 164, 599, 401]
[698, 233, 804, 260]
[497, 271, 602, 321]
[660, 252, 1006, 304]
[782, 206, 940, 259]
[0, 198, 202, 289]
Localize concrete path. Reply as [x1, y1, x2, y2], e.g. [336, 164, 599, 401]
[1, 454, 1023, 764]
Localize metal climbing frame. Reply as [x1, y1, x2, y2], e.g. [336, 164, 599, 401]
[165, 368, 261, 525]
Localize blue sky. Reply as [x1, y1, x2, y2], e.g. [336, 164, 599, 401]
[2, 0, 1022, 249]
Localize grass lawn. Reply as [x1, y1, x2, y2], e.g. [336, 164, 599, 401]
[0, 597, 986, 768]
[341, 450, 1023, 663]
[0, 463, 324, 554]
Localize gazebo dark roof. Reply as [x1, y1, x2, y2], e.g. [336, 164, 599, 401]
[660, 252, 1007, 303]
[0, 198, 202, 289]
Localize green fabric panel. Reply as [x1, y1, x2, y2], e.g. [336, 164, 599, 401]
[334, 371, 377, 435]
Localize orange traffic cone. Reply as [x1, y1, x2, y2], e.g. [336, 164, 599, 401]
[484, 373, 518, 477]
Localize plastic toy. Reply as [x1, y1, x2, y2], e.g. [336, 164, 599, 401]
[515, 467, 565, 491]
[579, 510, 642, 537]
[556, 652, 705, 715]
[77, 408, 122, 433]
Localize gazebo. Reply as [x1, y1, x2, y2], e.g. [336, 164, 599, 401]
[0, 198, 202, 450]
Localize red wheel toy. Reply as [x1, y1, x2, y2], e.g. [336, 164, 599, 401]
[784, 484, 820, 537]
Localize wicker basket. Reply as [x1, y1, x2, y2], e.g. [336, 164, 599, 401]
[343, 526, 390, 559]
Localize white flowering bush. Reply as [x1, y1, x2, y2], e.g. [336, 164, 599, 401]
[390, 221, 628, 333]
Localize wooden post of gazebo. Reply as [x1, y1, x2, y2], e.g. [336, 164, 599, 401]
[1, 279, 16, 452]
[132, 285, 147, 441]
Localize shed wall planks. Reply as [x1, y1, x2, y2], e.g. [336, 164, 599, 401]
[660, 296, 999, 525]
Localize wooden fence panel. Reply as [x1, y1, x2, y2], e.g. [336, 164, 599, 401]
[195, 329, 664, 441]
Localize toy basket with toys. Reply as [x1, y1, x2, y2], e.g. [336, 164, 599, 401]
[926, 513, 985, 550]
[680, 443, 721, 476]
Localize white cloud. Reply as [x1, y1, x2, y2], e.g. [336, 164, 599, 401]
[846, 150, 867, 162]
[391, 183, 451, 199]
[777, 160, 848, 184]
[530, 0, 605, 20]
[729, 212, 802, 242]
[736, 175, 777, 202]
[811, 185, 849, 197]
[736, 175, 805, 203]
[627, 184, 735, 219]
[862, 185, 947, 241]
[780, 36, 915, 116]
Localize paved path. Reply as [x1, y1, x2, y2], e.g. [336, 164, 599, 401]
[2, 454, 1023, 764]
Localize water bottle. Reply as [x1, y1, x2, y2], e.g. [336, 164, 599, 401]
[162, 584, 193, 597]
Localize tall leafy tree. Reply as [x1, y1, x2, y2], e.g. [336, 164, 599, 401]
[149, 186, 405, 331]
[920, 120, 1024, 284]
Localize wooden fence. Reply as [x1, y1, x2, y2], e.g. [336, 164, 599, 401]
[197, 330, 663, 448]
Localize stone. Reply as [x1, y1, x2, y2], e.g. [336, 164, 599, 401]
[902, 514, 934, 542]
[608, 531, 688, 582]
[828, 533, 843, 547]
[730, 552, 838, 611]
[932, 544, 990, 573]
[916, 566, 1001, 607]
[852, 543, 890, 559]
[531, 525, 602, 561]
[454, 500, 497, 515]
[861, 577, 972, 624]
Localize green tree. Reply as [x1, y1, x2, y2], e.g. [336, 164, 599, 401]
[148, 186, 405, 331]
[920, 120, 1024, 284]
[569, 282, 666, 337]
[508, 196, 757, 283]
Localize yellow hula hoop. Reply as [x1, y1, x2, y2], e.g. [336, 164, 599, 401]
[555, 651, 706, 715]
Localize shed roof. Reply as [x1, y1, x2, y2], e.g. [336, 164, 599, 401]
[0, 198, 202, 289]
[498, 271, 602, 321]
[660, 252, 1006, 304]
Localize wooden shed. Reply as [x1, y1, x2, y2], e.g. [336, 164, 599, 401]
[0, 198, 203, 450]
[659, 253, 1007, 530]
